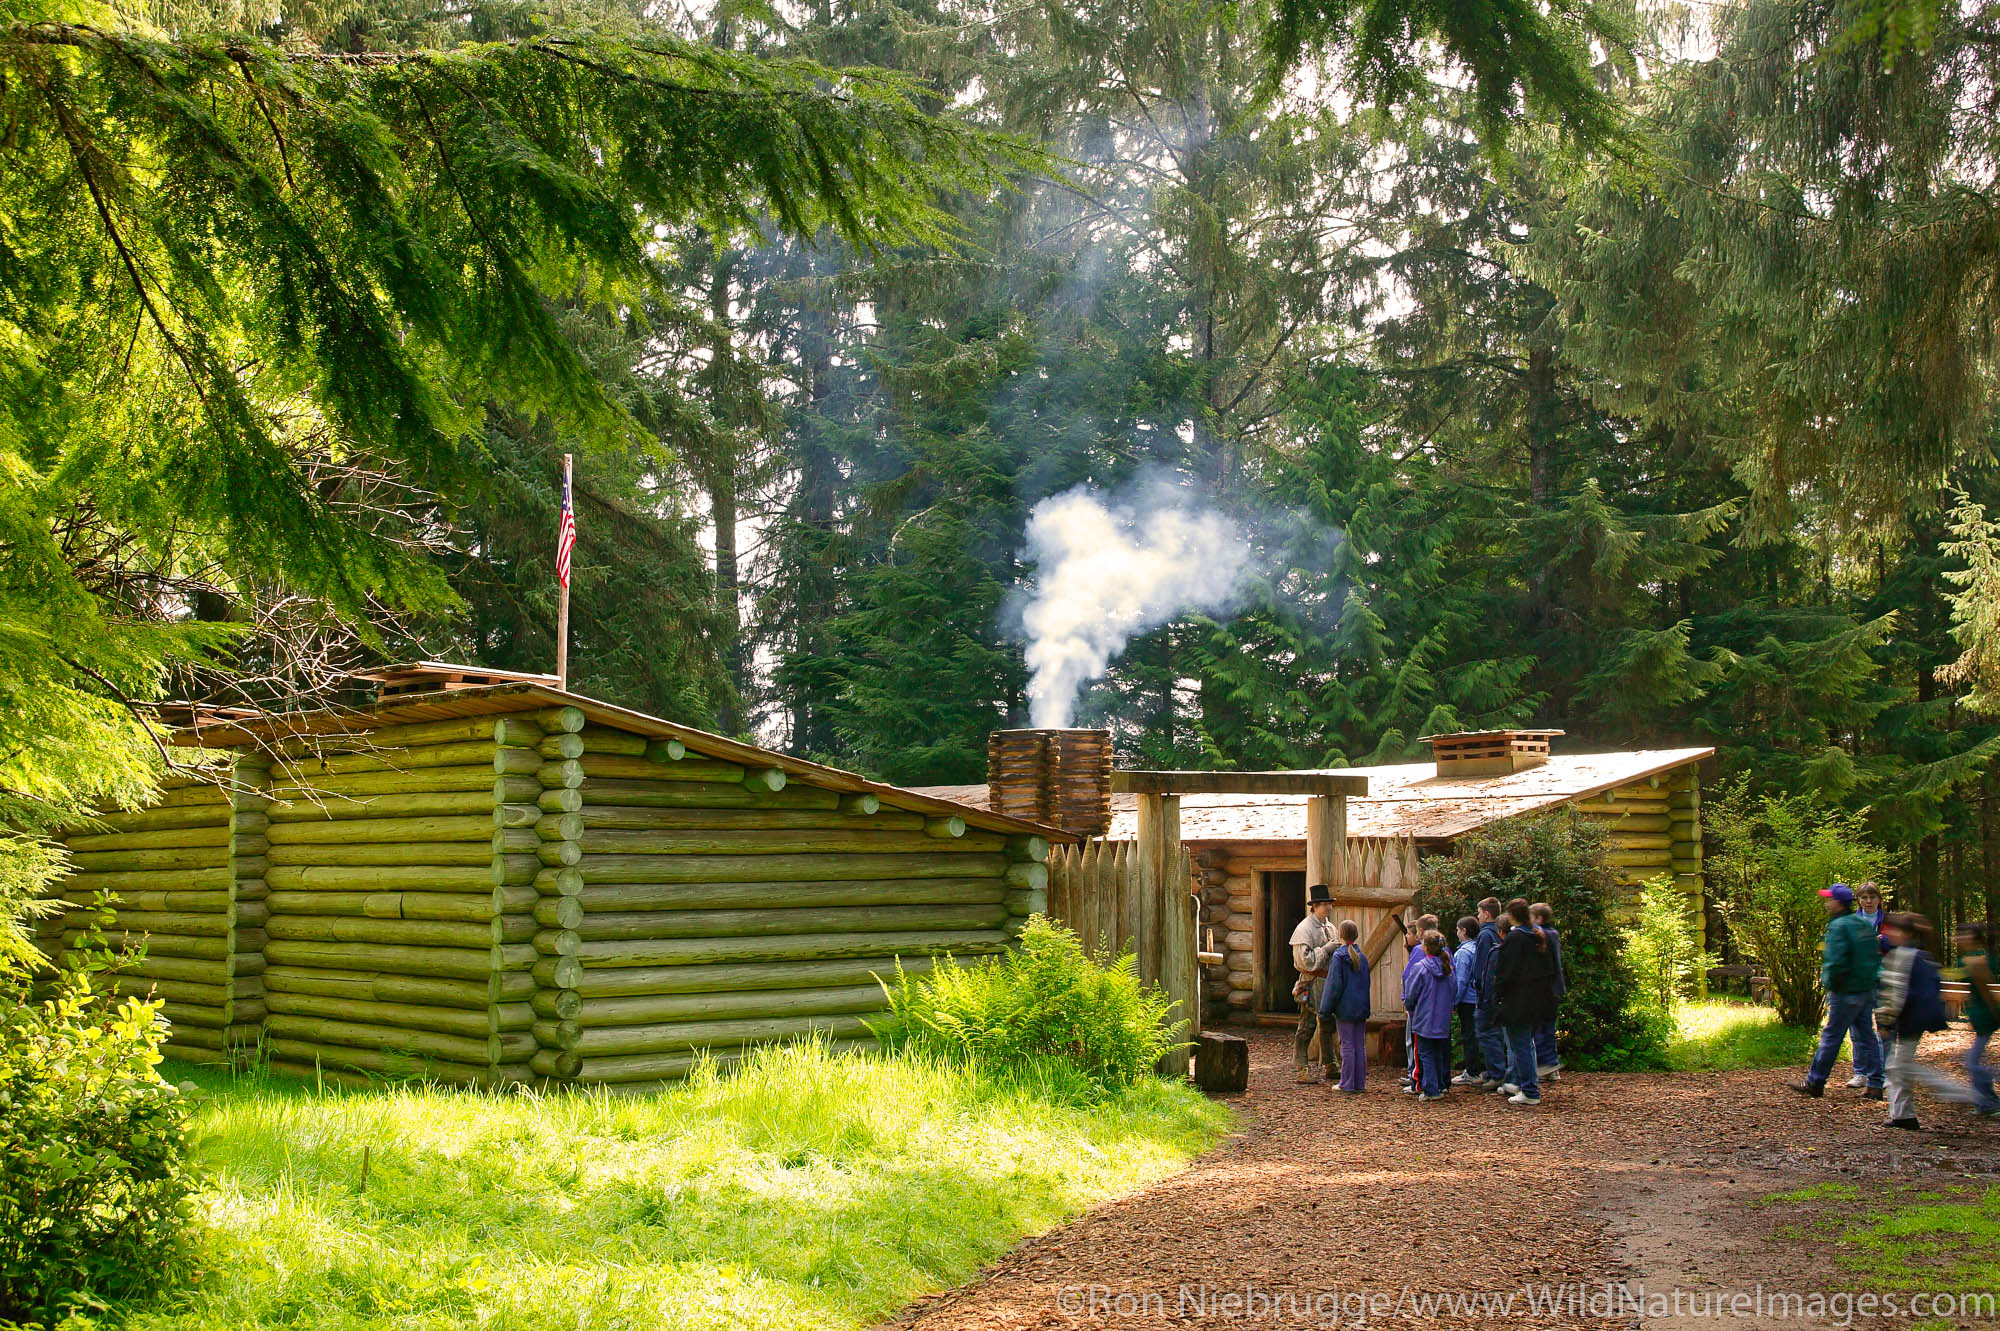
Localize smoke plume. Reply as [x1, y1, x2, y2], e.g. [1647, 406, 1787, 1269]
[1017, 479, 1253, 727]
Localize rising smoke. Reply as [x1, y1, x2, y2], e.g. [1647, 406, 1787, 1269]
[1015, 478, 1254, 727]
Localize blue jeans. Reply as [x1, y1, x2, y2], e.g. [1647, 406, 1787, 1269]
[1504, 1023, 1540, 1098]
[1534, 1019, 1559, 1069]
[1807, 991, 1882, 1090]
[1475, 1000, 1510, 1079]
[1968, 1029, 1997, 1112]
[1417, 1035, 1451, 1096]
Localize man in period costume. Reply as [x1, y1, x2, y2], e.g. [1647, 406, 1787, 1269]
[1291, 884, 1340, 1084]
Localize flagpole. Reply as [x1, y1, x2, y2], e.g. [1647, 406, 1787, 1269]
[556, 452, 572, 691]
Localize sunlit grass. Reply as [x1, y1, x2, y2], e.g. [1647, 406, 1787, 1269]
[141, 1043, 1230, 1331]
[1665, 998, 1820, 1072]
[1759, 1181, 2000, 1315]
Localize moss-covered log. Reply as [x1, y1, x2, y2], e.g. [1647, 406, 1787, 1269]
[536, 903, 1009, 949]
[555, 928, 1009, 971]
[264, 1038, 509, 1085]
[548, 852, 1009, 883]
[264, 965, 526, 1009]
[66, 825, 232, 852]
[262, 940, 524, 979]
[546, 983, 888, 1028]
[537, 780, 839, 813]
[265, 891, 497, 922]
[266, 865, 511, 893]
[267, 843, 495, 868]
[267, 815, 496, 844]
[271, 766, 500, 800]
[536, 808, 928, 838]
[266, 992, 532, 1036]
[58, 888, 231, 913]
[62, 866, 234, 894]
[267, 916, 502, 949]
[538, 828, 1005, 860]
[538, 878, 1006, 914]
[68, 846, 228, 873]
[542, 1013, 873, 1058]
[534, 952, 945, 996]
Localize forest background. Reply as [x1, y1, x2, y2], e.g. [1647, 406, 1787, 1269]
[9, 0, 2000, 944]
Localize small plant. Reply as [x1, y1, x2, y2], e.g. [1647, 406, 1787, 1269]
[1706, 782, 1890, 1027]
[872, 915, 1183, 1095]
[1625, 876, 1704, 1014]
[0, 911, 196, 1324]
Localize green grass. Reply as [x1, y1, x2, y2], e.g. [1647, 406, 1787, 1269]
[138, 1042, 1230, 1331]
[1759, 1181, 2000, 1321]
[1664, 998, 1821, 1072]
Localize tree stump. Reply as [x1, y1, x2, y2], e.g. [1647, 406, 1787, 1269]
[1192, 1031, 1248, 1093]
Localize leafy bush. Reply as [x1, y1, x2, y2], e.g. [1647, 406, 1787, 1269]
[1706, 782, 1891, 1026]
[872, 915, 1183, 1096]
[1625, 875, 1705, 1013]
[1419, 808, 1668, 1070]
[0, 951, 196, 1324]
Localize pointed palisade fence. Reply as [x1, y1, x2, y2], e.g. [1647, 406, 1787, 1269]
[1046, 836, 1198, 1073]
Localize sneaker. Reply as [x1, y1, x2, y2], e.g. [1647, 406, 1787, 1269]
[1974, 1106, 1999, 1119]
[1497, 1082, 1520, 1096]
[1402, 1082, 1420, 1094]
[1538, 1065, 1560, 1081]
[1846, 1074, 1869, 1089]
[1886, 1117, 1920, 1131]
[1863, 1087, 1885, 1101]
[1788, 1080, 1824, 1098]
[1420, 1092, 1445, 1101]
[1452, 1072, 1479, 1086]
[1508, 1092, 1541, 1106]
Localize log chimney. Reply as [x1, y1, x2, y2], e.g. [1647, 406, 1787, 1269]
[987, 728, 1113, 837]
[1424, 729, 1564, 778]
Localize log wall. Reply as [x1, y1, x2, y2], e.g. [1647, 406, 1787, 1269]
[38, 705, 1055, 1089]
[1574, 764, 1704, 948]
[40, 771, 265, 1065]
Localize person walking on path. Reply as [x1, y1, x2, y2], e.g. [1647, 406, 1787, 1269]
[1874, 912, 1954, 1130]
[1530, 902, 1565, 1082]
[1404, 930, 1457, 1101]
[1291, 884, 1340, 1084]
[1451, 916, 1481, 1085]
[1493, 898, 1557, 1107]
[1470, 898, 1509, 1088]
[1958, 921, 1999, 1117]
[1790, 883, 1885, 1100]
[1318, 919, 1372, 1094]
[1841, 883, 1892, 1088]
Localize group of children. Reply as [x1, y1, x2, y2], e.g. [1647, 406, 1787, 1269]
[1790, 881, 1999, 1130]
[1302, 895, 1567, 1108]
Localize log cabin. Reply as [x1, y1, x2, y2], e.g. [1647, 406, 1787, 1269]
[37, 665, 1071, 1090]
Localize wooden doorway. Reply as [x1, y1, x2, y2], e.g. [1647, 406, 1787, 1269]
[1261, 870, 1307, 1012]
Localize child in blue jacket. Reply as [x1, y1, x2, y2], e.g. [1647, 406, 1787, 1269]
[1318, 919, 1372, 1093]
[1404, 931, 1457, 1100]
[1452, 916, 1481, 1084]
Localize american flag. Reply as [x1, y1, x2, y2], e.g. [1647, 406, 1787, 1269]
[556, 460, 576, 589]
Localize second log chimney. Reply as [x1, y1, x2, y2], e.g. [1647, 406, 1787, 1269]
[987, 728, 1113, 837]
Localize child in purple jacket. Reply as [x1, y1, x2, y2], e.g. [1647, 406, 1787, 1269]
[1404, 930, 1457, 1101]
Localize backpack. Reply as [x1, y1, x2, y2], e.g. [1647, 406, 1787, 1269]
[1901, 952, 1950, 1035]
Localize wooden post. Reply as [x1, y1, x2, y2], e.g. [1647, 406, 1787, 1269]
[1306, 794, 1346, 890]
[556, 452, 572, 690]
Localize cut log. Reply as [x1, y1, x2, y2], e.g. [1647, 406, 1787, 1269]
[547, 851, 1010, 884]
[97, 909, 231, 938]
[266, 865, 506, 893]
[262, 940, 512, 980]
[278, 741, 499, 777]
[267, 815, 496, 845]
[542, 828, 1004, 861]
[268, 843, 494, 868]
[60, 866, 233, 894]
[1005, 835, 1051, 863]
[1193, 1031, 1249, 1092]
[272, 766, 500, 801]
[561, 928, 1009, 970]
[59, 888, 231, 913]
[924, 816, 966, 839]
[561, 983, 887, 1029]
[69, 847, 228, 873]
[67, 931, 230, 961]
[263, 1038, 500, 1085]
[263, 965, 513, 1010]
[645, 738, 688, 763]
[534, 952, 946, 997]
[743, 768, 787, 794]
[494, 803, 543, 830]
[66, 825, 232, 853]
[267, 916, 498, 949]
[536, 807, 927, 837]
[265, 891, 497, 922]
[546, 877, 1006, 914]
[838, 794, 880, 816]
[536, 903, 1009, 947]
[76, 805, 231, 834]
[264, 993, 507, 1038]
[542, 1012, 872, 1057]
[546, 779, 838, 812]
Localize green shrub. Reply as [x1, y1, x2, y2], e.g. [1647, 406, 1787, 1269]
[872, 915, 1183, 1096]
[0, 958, 196, 1323]
[1418, 808, 1667, 1070]
[1706, 782, 1890, 1027]
[1625, 875, 1704, 1013]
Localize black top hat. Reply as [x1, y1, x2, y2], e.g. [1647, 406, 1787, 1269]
[1306, 884, 1334, 907]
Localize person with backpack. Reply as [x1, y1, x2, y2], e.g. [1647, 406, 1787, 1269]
[1317, 919, 1372, 1094]
[1403, 930, 1457, 1101]
[1953, 921, 1998, 1118]
[1469, 898, 1510, 1088]
[1790, 883, 1885, 1100]
[1874, 912, 1954, 1131]
[1492, 898, 1558, 1107]
[1530, 902, 1566, 1082]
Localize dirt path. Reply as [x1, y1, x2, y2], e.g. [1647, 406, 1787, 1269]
[885, 1030, 2000, 1329]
